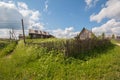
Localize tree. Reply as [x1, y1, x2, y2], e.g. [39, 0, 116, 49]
[102, 32, 105, 39]
[91, 33, 97, 39]
[112, 34, 115, 39]
[75, 34, 80, 40]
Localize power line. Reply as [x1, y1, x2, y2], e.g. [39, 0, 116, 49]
[0, 22, 30, 25]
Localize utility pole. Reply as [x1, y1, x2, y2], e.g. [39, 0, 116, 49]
[11, 28, 14, 40]
[9, 30, 11, 40]
[21, 19, 26, 44]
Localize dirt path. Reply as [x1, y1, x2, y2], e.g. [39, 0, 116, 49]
[115, 43, 120, 46]
[5, 53, 12, 59]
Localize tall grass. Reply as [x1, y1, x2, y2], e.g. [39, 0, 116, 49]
[0, 39, 120, 80]
[0, 40, 17, 57]
[26, 38, 114, 60]
[0, 39, 9, 50]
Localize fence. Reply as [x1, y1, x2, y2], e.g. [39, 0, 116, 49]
[27, 38, 112, 57]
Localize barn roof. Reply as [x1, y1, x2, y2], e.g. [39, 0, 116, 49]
[29, 29, 50, 35]
[79, 28, 93, 35]
[74, 27, 96, 39]
[79, 27, 93, 36]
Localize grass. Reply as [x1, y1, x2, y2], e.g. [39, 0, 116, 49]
[26, 38, 66, 43]
[0, 39, 120, 80]
[111, 39, 120, 44]
[0, 39, 9, 50]
[0, 40, 17, 57]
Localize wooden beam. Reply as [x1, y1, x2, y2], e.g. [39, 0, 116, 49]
[21, 19, 26, 44]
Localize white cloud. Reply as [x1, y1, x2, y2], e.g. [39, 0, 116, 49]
[85, 0, 99, 8]
[17, 2, 43, 30]
[0, 1, 44, 38]
[91, 0, 120, 36]
[43, 0, 48, 12]
[0, 29, 9, 38]
[18, 2, 28, 9]
[90, 0, 120, 23]
[0, 1, 22, 29]
[0, 29, 28, 39]
[85, 0, 92, 6]
[92, 19, 120, 36]
[51, 27, 79, 38]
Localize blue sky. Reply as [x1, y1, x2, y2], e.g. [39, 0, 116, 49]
[15, 0, 106, 30]
[0, 0, 120, 38]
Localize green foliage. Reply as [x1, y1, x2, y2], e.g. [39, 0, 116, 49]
[26, 38, 65, 43]
[0, 39, 120, 80]
[25, 35, 30, 39]
[102, 32, 105, 39]
[91, 33, 97, 39]
[112, 34, 115, 39]
[74, 34, 79, 40]
[0, 41, 17, 57]
[26, 38, 113, 59]
[0, 41, 8, 50]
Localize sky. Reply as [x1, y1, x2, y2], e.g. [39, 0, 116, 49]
[0, 0, 120, 38]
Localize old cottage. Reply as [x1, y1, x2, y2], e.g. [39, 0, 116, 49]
[75, 28, 95, 40]
[18, 34, 24, 39]
[116, 36, 120, 40]
[29, 29, 54, 39]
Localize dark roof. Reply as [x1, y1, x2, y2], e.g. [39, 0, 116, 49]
[29, 29, 50, 35]
[79, 27, 93, 36]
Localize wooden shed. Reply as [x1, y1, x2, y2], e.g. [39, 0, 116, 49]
[75, 28, 95, 40]
[18, 34, 24, 39]
[116, 36, 120, 40]
[29, 29, 54, 39]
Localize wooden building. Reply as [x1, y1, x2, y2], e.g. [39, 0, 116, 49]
[18, 34, 24, 39]
[29, 29, 54, 39]
[75, 28, 95, 40]
[116, 36, 120, 40]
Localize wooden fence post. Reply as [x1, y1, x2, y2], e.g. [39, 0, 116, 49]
[21, 19, 26, 45]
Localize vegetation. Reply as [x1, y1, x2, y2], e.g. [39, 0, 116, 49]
[112, 34, 115, 39]
[111, 39, 120, 44]
[0, 39, 120, 80]
[102, 32, 105, 39]
[0, 40, 9, 50]
[0, 40, 17, 57]
[26, 38, 65, 43]
[26, 38, 113, 58]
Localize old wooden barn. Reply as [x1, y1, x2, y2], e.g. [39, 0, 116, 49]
[29, 29, 54, 39]
[75, 28, 95, 40]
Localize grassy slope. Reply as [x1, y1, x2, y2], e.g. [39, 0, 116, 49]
[26, 38, 66, 43]
[0, 40, 17, 57]
[0, 39, 120, 80]
[111, 39, 120, 44]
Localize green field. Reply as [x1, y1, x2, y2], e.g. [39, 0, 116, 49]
[0, 39, 120, 80]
